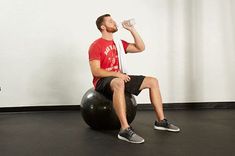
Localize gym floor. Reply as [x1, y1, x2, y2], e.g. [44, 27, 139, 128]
[0, 109, 234, 156]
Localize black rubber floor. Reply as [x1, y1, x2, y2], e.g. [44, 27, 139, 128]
[0, 109, 234, 156]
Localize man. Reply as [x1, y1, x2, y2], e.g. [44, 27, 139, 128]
[88, 14, 180, 144]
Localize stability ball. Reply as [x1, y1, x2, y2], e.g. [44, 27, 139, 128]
[81, 88, 137, 130]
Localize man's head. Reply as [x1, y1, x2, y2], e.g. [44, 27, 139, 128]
[96, 14, 118, 33]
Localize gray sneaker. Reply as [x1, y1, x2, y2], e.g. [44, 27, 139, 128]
[154, 119, 180, 132]
[118, 127, 145, 144]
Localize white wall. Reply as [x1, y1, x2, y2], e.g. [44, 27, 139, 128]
[0, 0, 234, 107]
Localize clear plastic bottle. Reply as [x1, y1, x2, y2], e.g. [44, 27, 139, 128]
[117, 18, 136, 28]
[123, 18, 136, 26]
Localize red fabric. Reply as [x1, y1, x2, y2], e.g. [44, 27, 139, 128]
[88, 38, 129, 88]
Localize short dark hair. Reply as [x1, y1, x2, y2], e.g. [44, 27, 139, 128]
[96, 14, 111, 32]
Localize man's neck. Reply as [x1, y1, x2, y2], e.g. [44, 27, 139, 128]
[101, 32, 113, 41]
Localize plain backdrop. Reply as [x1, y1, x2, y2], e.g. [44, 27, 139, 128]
[0, 0, 235, 107]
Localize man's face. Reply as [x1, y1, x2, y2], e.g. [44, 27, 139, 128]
[102, 16, 118, 33]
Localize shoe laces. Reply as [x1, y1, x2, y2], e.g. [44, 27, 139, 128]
[126, 127, 135, 137]
[157, 119, 169, 127]
[163, 119, 169, 126]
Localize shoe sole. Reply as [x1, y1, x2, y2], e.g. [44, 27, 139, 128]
[154, 125, 180, 132]
[118, 135, 145, 144]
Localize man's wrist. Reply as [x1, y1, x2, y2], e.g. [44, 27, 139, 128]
[129, 27, 136, 32]
[113, 72, 119, 77]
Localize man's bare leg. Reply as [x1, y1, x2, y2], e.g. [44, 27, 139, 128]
[139, 77, 165, 122]
[110, 78, 129, 130]
[111, 78, 145, 143]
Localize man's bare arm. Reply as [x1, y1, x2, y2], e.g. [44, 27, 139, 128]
[122, 22, 145, 53]
[89, 60, 131, 82]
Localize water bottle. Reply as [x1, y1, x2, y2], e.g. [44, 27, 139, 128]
[117, 18, 136, 28]
[123, 18, 136, 26]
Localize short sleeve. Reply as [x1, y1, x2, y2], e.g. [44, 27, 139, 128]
[89, 42, 101, 61]
[121, 40, 129, 53]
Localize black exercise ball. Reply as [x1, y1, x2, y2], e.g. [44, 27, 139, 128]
[81, 88, 137, 130]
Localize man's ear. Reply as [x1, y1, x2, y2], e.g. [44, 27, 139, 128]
[101, 25, 105, 30]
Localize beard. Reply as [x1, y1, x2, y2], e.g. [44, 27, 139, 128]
[106, 25, 118, 33]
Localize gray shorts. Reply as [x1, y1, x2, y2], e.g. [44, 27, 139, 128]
[95, 75, 145, 98]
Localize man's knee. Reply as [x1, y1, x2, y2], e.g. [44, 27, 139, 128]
[110, 78, 125, 91]
[145, 77, 159, 88]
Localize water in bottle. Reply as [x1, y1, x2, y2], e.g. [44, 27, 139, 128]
[117, 18, 136, 28]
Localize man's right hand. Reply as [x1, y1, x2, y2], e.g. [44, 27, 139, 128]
[89, 60, 131, 82]
[115, 72, 131, 83]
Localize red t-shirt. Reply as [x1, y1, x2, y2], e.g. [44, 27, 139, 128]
[88, 38, 129, 88]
